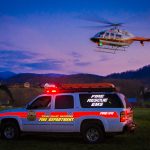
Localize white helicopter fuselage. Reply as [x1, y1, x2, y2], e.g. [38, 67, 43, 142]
[91, 28, 135, 47]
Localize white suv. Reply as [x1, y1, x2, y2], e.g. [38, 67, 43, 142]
[0, 83, 136, 143]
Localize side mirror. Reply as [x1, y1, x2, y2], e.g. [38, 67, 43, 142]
[26, 104, 31, 110]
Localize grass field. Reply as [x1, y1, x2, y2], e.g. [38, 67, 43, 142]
[0, 108, 150, 150]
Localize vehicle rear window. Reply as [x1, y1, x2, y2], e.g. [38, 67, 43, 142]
[79, 94, 123, 108]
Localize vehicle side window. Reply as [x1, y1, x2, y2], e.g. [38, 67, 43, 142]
[55, 95, 74, 109]
[79, 94, 123, 108]
[28, 96, 51, 109]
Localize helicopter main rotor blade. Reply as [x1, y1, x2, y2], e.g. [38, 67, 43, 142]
[81, 23, 124, 29]
[78, 15, 124, 29]
[80, 25, 116, 29]
[79, 16, 115, 25]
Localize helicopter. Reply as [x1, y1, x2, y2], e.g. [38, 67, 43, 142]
[87, 19, 150, 53]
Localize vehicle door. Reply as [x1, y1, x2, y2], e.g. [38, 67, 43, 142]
[50, 94, 75, 132]
[21, 95, 53, 132]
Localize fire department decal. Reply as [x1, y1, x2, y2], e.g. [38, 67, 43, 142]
[38, 111, 118, 122]
[27, 111, 36, 121]
[39, 115, 74, 122]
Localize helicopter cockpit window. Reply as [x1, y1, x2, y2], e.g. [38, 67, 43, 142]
[95, 32, 105, 38]
[99, 32, 105, 37]
[95, 33, 100, 37]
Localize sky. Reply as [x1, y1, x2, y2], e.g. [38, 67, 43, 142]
[0, 0, 150, 75]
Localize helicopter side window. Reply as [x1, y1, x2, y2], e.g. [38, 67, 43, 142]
[110, 33, 115, 39]
[123, 34, 130, 39]
[116, 34, 122, 39]
[105, 32, 110, 38]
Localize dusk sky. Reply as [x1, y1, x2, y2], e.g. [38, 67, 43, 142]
[0, 0, 150, 75]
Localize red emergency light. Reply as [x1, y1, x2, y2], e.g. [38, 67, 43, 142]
[44, 83, 59, 94]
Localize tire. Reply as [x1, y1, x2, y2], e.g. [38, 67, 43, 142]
[1, 122, 20, 140]
[82, 125, 104, 144]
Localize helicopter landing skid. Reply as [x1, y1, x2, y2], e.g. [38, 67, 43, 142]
[95, 46, 128, 54]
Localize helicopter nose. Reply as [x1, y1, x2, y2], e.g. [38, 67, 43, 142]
[90, 37, 95, 42]
[90, 37, 98, 43]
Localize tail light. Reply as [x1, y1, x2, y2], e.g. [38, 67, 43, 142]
[120, 111, 127, 122]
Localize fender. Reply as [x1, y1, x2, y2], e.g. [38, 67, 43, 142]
[74, 115, 109, 132]
[0, 116, 23, 131]
[0, 108, 27, 131]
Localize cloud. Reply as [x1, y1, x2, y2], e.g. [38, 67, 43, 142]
[0, 49, 36, 60]
[0, 49, 37, 72]
[99, 55, 112, 62]
[75, 62, 91, 66]
[68, 51, 91, 67]
[0, 49, 65, 72]
[23, 59, 64, 70]
[0, 41, 22, 50]
[0, 41, 14, 47]
[71, 52, 82, 58]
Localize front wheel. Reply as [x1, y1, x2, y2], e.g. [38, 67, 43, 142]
[82, 125, 104, 144]
[1, 122, 20, 140]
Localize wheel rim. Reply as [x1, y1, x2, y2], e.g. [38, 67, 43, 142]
[4, 126, 15, 139]
[86, 128, 100, 142]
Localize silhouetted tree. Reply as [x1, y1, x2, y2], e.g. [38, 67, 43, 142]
[0, 84, 14, 105]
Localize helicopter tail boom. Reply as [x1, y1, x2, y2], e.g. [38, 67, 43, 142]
[131, 37, 150, 46]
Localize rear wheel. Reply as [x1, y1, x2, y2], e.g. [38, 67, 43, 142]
[82, 125, 104, 144]
[1, 122, 20, 140]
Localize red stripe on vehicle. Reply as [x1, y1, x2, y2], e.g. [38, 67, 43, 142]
[36, 112, 46, 118]
[0, 111, 118, 119]
[50, 112, 68, 116]
[73, 112, 118, 118]
[0, 112, 27, 118]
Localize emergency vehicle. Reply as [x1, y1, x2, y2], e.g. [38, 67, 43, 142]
[0, 83, 136, 143]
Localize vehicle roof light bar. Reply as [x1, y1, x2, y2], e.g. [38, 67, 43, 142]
[43, 83, 116, 93]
